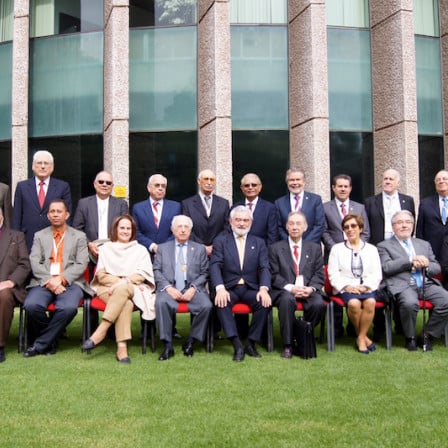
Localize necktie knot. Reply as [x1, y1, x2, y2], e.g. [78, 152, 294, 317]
[247, 202, 253, 211]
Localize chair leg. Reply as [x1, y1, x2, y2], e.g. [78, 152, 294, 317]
[327, 301, 335, 352]
[445, 320, 448, 348]
[206, 314, 214, 353]
[18, 305, 24, 353]
[83, 298, 92, 354]
[385, 305, 393, 350]
[142, 319, 148, 355]
[150, 320, 156, 353]
[267, 308, 274, 352]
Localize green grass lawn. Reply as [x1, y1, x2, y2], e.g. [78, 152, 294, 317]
[1, 309, 447, 448]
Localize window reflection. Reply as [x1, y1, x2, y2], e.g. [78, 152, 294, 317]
[130, 0, 197, 27]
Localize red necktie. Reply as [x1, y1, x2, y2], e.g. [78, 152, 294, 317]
[153, 202, 159, 228]
[248, 202, 253, 211]
[293, 245, 299, 275]
[341, 203, 347, 217]
[294, 195, 300, 211]
[38, 181, 46, 208]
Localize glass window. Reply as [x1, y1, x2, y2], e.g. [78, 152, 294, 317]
[326, 0, 369, 28]
[232, 131, 289, 202]
[130, 27, 197, 131]
[129, 0, 197, 27]
[129, 131, 197, 206]
[415, 36, 442, 135]
[414, 0, 439, 36]
[418, 136, 443, 198]
[231, 26, 288, 130]
[230, 0, 286, 24]
[31, 0, 104, 38]
[0, 140, 11, 185]
[330, 132, 374, 202]
[327, 28, 372, 131]
[29, 32, 103, 137]
[0, 0, 13, 42]
[0, 42, 12, 140]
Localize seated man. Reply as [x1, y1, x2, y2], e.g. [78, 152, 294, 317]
[24, 199, 92, 357]
[378, 210, 448, 351]
[210, 205, 272, 362]
[153, 215, 212, 361]
[269, 211, 326, 358]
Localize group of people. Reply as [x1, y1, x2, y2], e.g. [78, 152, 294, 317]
[2, 150, 448, 364]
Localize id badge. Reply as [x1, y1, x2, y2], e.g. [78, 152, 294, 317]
[50, 263, 61, 275]
[295, 275, 304, 287]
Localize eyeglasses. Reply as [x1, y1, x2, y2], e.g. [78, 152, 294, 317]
[97, 180, 113, 185]
[201, 177, 215, 182]
[34, 161, 52, 166]
[343, 223, 359, 230]
[242, 183, 259, 188]
[392, 220, 413, 225]
[151, 183, 166, 188]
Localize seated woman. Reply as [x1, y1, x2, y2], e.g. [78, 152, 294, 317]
[82, 215, 155, 363]
[328, 214, 382, 354]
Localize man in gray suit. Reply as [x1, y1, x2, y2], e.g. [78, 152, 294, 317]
[153, 215, 212, 361]
[23, 199, 92, 357]
[378, 210, 448, 351]
[0, 182, 12, 228]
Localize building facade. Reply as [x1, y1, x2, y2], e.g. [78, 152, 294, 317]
[0, 0, 446, 209]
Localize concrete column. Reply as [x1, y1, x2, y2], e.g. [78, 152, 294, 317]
[370, 1, 419, 197]
[440, 0, 448, 165]
[197, 0, 232, 201]
[288, 1, 330, 201]
[11, 0, 30, 192]
[104, 0, 129, 199]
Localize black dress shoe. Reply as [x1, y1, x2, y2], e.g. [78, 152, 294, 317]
[182, 342, 194, 357]
[24, 345, 41, 358]
[245, 343, 262, 358]
[82, 338, 97, 351]
[405, 337, 417, 351]
[281, 347, 293, 359]
[0, 347, 5, 363]
[116, 355, 131, 364]
[158, 347, 174, 361]
[232, 348, 245, 362]
[417, 333, 433, 351]
[44, 342, 57, 356]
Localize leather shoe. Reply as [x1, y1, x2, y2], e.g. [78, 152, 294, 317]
[24, 345, 41, 358]
[116, 355, 131, 364]
[0, 347, 5, 363]
[405, 337, 417, 351]
[418, 333, 433, 351]
[158, 347, 174, 361]
[244, 343, 261, 358]
[281, 347, 293, 359]
[182, 342, 194, 357]
[82, 338, 97, 351]
[232, 348, 245, 362]
[44, 342, 57, 356]
[367, 343, 376, 352]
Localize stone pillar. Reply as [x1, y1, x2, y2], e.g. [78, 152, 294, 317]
[440, 0, 448, 166]
[197, 0, 232, 201]
[288, 1, 330, 201]
[370, 1, 419, 197]
[104, 0, 129, 199]
[11, 0, 30, 192]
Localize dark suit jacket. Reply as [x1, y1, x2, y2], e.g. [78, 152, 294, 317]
[209, 233, 270, 291]
[72, 195, 129, 242]
[269, 239, 324, 300]
[181, 194, 229, 246]
[0, 182, 12, 228]
[132, 198, 181, 251]
[0, 228, 31, 303]
[416, 194, 448, 261]
[12, 177, 72, 251]
[275, 192, 325, 244]
[232, 197, 279, 245]
[364, 192, 415, 246]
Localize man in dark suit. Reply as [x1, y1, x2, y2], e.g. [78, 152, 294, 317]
[0, 182, 12, 228]
[181, 169, 229, 257]
[73, 170, 128, 262]
[153, 215, 212, 361]
[23, 199, 91, 357]
[233, 172, 279, 245]
[416, 169, 448, 262]
[0, 208, 31, 362]
[210, 206, 272, 362]
[13, 150, 72, 252]
[378, 210, 448, 351]
[269, 211, 326, 358]
[275, 168, 325, 244]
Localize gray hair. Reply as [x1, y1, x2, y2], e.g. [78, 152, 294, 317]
[230, 205, 253, 220]
[171, 214, 193, 229]
[33, 150, 54, 163]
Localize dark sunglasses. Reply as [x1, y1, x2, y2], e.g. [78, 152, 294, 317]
[343, 223, 359, 230]
[242, 183, 259, 188]
[97, 180, 113, 185]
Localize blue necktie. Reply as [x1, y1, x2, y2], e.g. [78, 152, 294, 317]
[442, 198, 448, 225]
[175, 243, 186, 291]
[403, 240, 423, 288]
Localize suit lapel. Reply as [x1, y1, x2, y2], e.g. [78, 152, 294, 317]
[375, 194, 385, 220]
[193, 195, 207, 219]
[280, 241, 296, 279]
[27, 178, 41, 212]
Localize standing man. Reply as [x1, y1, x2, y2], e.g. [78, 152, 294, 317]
[275, 168, 325, 244]
[73, 171, 128, 263]
[0, 208, 31, 362]
[416, 170, 448, 262]
[181, 169, 229, 257]
[269, 211, 326, 358]
[0, 182, 12, 228]
[13, 150, 72, 252]
[153, 215, 212, 361]
[378, 210, 448, 351]
[233, 172, 279, 245]
[23, 199, 91, 357]
[210, 206, 272, 362]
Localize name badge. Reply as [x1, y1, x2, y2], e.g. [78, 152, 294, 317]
[295, 275, 304, 287]
[50, 263, 61, 275]
[181, 264, 187, 272]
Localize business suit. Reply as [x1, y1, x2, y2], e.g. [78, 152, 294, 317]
[378, 236, 448, 338]
[210, 233, 271, 342]
[416, 195, 448, 261]
[365, 193, 415, 245]
[133, 198, 181, 253]
[154, 240, 212, 344]
[275, 192, 325, 244]
[181, 194, 229, 246]
[24, 226, 91, 353]
[13, 177, 72, 251]
[269, 239, 325, 345]
[0, 183, 12, 228]
[0, 228, 31, 347]
[232, 197, 279, 245]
